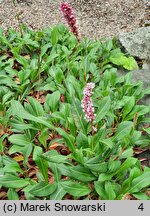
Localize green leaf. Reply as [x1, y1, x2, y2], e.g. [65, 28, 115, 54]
[13, 54, 28, 68]
[125, 105, 149, 121]
[72, 98, 87, 134]
[122, 96, 135, 119]
[29, 182, 57, 197]
[8, 134, 33, 147]
[94, 181, 107, 199]
[129, 171, 150, 193]
[104, 39, 113, 52]
[33, 146, 48, 182]
[3, 162, 23, 173]
[50, 183, 66, 200]
[96, 96, 111, 123]
[86, 162, 108, 173]
[98, 173, 113, 182]
[105, 181, 116, 200]
[123, 57, 139, 70]
[40, 44, 52, 58]
[22, 143, 33, 165]
[2, 91, 14, 104]
[27, 97, 44, 116]
[41, 54, 59, 71]
[38, 129, 48, 148]
[68, 165, 96, 182]
[48, 162, 61, 182]
[60, 180, 91, 197]
[45, 91, 60, 112]
[0, 174, 29, 188]
[115, 157, 137, 175]
[113, 121, 133, 141]
[0, 75, 18, 88]
[68, 117, 77, 137]
[108, 160, 121, 173]
[22, 185, 36, 200]
[36, 158, 48, 182]
[55, 127, 75, 152]
[132, 192, 149, 200]
[7, 188, 19, 200]
[51, 27, 58, 45]
[0, 133, 8, 152]
[109, 52, 126, 66]
[33, 146, 43, 161]
[143, 127, 150, 135]
[11, 100, 54, 129]
[10, 121, 36, 131]
[56, 163, 72, 177]
[71, 148, 85, 164]
[109, 51, 138, 70]
[99, 138, 114, 149]
[41, 150, 68, 164]
[119, 147, 134, 159]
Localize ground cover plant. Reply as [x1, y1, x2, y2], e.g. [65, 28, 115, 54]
[0, 2, 150, 200]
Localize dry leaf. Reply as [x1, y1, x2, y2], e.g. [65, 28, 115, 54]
[23, 55, 30, 59]
[49, 142, 64, 150]
[13, 155, 24, 162]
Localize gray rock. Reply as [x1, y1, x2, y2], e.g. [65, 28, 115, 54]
[142, 57, 150, 70]
[118, 27, 150, 60]
[118, 69, 150, 106]
[130, 69, 150, 89]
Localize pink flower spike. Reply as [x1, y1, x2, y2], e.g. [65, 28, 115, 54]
[60, 2, 79, 39]
[81, 83, 96, 123]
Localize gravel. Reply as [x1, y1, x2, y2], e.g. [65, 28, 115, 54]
[0, 0, 149, 39]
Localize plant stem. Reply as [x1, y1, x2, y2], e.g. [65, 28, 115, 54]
[37, 50, 41, 99]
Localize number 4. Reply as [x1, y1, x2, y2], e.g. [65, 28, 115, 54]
[138, 203, 144, 211]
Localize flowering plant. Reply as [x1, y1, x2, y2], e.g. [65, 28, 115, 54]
[0, 2, 149, 201]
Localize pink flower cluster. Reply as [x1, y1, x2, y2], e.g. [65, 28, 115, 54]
[81, 83, 96, 123]
[60, 2, 78, 37]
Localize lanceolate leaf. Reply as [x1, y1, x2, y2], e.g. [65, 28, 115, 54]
[7, 188, 19, 200]
[105, 181, 116, 200]
[94, 181, 107, 200]
[51, 26, 58, 45]
[27, 97, 44, 116]
[8, 134, 33, 147]
[55, 127, 75, 152]
[33, 146, 48, 182]
[129, 171, 150, 193]
[96, 96, 111, 123]
[122, 96, 135, 119]
[72, 98, 87, 134]
[45, 91, 60, 112]
[68, 165, 96, 182]
[143, 127, 150, 135]
[113, 121, 133, 141]
[11, 100, 54, 129]
[86, 162, 108, 173]
[60, 180, 91, 197]
[0, 174, 29, 188]
[29, 182, 57, 197]
[3, 162, 23, 173]
[50, 183, 66, 200]
[115, 157, 137, 175]
[41, 150, 69, 164]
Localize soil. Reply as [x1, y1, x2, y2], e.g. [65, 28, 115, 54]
[0, 0, 149, 39]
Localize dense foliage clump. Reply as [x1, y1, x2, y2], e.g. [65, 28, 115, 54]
[0, 24, 149, 200]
